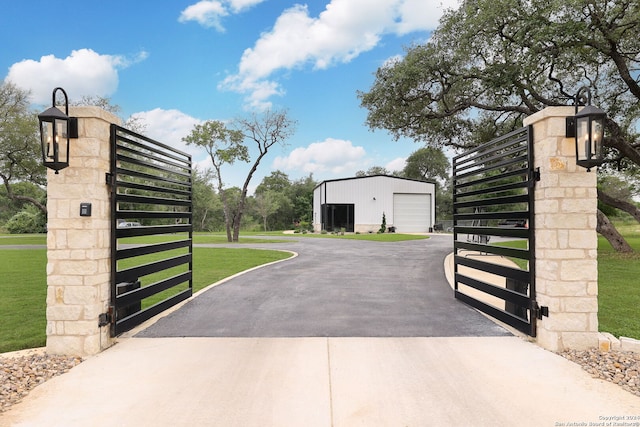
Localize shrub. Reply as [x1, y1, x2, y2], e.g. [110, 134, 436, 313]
[379, 212, 387, 233]
[6, 211, 45, 234]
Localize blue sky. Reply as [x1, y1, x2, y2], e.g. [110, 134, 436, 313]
[1, 0, 457, 191]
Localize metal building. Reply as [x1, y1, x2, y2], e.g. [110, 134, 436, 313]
[313, 175, 436, 233]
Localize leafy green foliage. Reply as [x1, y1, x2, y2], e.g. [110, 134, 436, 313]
[0, 82, 47, 216]
[402, 147, 450, 183]
[5, 209, 46, 234]
[379, 212, 387, 233]
[359, 0, 640, 250]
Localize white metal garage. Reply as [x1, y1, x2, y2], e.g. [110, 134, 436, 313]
[393, 193, 431, 232]
[312, 175, 436, 233]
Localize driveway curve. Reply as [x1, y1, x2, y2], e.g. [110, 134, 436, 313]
[137, 234, 510, 337]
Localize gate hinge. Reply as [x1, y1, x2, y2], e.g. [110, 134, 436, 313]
[105, 172, 114, 186]
[98, 307, 114, 327]
[533, 167, 541, 182]
[534, 303, 549, 320]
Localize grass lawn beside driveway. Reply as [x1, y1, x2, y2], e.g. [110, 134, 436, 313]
[0, 246, 291, 353]
[1, 227, 638, 352]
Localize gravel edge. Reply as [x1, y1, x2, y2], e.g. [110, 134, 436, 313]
[1, 351, 82, 413]
[560, 348, 640, 398]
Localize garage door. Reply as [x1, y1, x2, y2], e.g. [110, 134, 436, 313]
[393, 193, 431, 232]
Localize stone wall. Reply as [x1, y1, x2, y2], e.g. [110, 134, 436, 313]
[45, 107, 120, 356]
[524, 107, 599, 351]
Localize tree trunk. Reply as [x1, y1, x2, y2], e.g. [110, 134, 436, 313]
[200, 209, 208, 231]
[596, 209, 633, 253]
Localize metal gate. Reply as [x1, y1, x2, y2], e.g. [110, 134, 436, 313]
[108, 124, 193, 336]
[452, 125, 546, 336]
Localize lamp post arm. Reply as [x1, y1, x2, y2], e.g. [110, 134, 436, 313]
[52, 87, 70, 116]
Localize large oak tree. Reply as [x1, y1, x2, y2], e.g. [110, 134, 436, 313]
[359, 0, 640, 251]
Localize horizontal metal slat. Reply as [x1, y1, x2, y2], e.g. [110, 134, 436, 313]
[115, 126, 192, 163]
[454, 241, 531, 261]
[116, 253, 192, 284]
[116, 167, 191, 189]
[454, 226, 529, 239]
[455, 290, 533, 335]
[455, 273, 531, 307]
[454, 193, 529, 210]
[116, 211, 192, 220]
[115, 180, 191, 197]
[116, 193, 190, 207]
[116, 144, 191, 174]
[116, 239, 192, 260]
[117, 153, 191, 180]
[454, 254, 530, 283]
[115, 289, 192, 335]
[116, 224, 191, 238]
[115, 271, 192, 308]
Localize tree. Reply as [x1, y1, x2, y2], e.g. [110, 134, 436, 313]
[355, 166, 391, 177]
[183, 120, 246, 241]
[402, 147, 450, 183]
[72, 95, 147, 133]
[184, 110, 296, 242]
[290, 174, 317, 225]
[0, 82, 47, 216]
[254, 171, 294, 230]
[359, 0, 640, 251]
[230, 109, 297, 241]
[191, 168, 224, 232]
[254, 191, 280, 231]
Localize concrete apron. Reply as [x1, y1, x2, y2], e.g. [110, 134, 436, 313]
[3, 336, 640, 427]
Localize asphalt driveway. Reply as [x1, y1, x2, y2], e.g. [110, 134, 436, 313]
[138, 234, 509, 337]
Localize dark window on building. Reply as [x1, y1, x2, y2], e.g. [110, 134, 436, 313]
[321, 204, 354, 232]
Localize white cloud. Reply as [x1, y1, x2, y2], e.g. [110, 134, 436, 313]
[386, 157, 407, 172]
[273, 138, 367, 175]
[5, 49, 146, 105]
[179, 0, 266, 31]
[221, 0, 459, 108]
[395, 0, 458, 35]
[131, 108, 203, 155]
[179, 1, 228, 31]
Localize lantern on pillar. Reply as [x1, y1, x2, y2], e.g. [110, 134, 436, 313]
[565, 86, 606, 172]
[38, 87, 78, 174]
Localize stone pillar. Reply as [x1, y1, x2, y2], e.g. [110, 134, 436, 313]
[524, 107, 599, 351]
[46, 107, 120, 356]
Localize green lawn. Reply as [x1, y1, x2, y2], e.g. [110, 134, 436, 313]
[0, 246, 291, 353]
[1, 227, 638, 353]
[0, 250, 48, 352]
[0, 234, 46, 245]
[292, 232, 429, 242]
[597, 226, 640, 340]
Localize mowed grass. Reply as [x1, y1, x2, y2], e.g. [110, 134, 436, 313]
[597, 223, 640, 340]
[0, 234, 46, 245]
[0, 246, 291, 353]
[0, 250, 48, 352]
[293, 232, 429, 242]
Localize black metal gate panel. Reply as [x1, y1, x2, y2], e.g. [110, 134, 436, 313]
[109, 124, 193, 336]
[453, 126, 542, 336]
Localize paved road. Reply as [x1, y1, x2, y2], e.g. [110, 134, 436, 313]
[138, 234, 509, 337]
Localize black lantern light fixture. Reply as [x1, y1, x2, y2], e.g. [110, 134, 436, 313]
[565, 86, 606, 172]
[38, 87, 78, 174]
